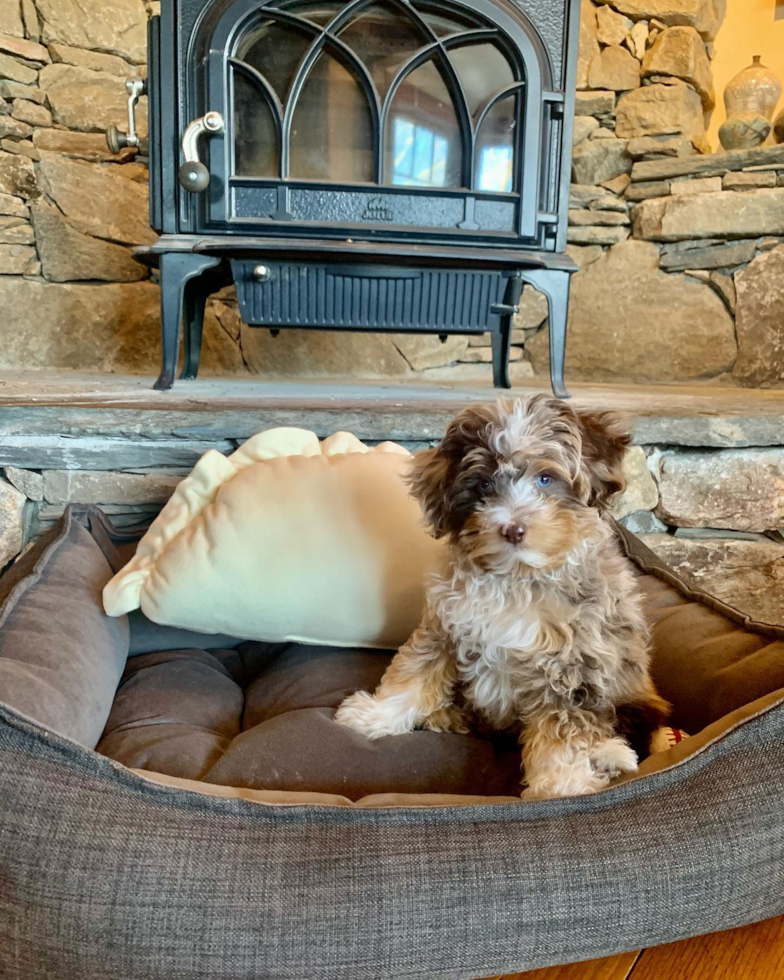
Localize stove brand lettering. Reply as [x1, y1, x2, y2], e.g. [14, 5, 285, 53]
[362, 196, 394, 222]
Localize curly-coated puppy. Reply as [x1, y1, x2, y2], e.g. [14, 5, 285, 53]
[335, 395, 670, 799]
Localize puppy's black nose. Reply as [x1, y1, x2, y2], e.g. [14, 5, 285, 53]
[500, 523, 526, 545]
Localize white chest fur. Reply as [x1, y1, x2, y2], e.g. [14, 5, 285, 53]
[431, 571, 575, 729]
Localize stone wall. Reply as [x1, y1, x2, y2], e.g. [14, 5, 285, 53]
[616, 445, 784, 624]
[2, 0, 783, 388]
[530, 0, 784, 390]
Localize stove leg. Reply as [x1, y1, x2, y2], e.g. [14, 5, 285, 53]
[181, 281, 208, 380]
[520, 268, 572, 400]
[546, 272, 571, 401]
[492, 273, 524, 389]
[154, 252, 221, 391]
[491, 317, 512, 388]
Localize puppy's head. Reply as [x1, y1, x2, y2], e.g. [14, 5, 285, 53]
[409, 396, 629, 573]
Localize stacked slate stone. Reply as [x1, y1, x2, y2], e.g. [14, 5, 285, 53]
[512, 0, 784, 391]
[2, 465, 186, 541]
[614, 444, 784, 627]
[0, 2, 154, 282]
[0, 0, 255, 377]
[519, 0, 784, 635]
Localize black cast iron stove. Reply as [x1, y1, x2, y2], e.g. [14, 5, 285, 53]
[109, 0, 580, 393]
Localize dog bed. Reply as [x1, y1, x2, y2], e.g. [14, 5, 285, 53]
[1, 506, 783, 980]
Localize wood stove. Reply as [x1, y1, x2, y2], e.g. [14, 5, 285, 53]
[109, 0, 580, 393]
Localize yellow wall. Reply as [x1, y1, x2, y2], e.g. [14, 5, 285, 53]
[708, 0, 784, 150]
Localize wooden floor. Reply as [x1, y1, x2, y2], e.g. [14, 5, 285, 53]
[481, 915, 784, 980]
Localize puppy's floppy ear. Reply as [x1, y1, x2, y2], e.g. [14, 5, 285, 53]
[576, 411, 631, 509]
[407, 446, 451, 537]
[408, 404, 497, 537]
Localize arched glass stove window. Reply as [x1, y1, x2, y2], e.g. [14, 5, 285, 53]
[385, 59, 462, 187]
[476, 93, 517, 193]
[337, 4, 426, 99]
[229, 0, 526, 193]
[289, 52, 375, 181]
[233, 70, 280, 176]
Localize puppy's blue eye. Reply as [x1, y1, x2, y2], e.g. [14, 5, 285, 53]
[537, 474, 553, 488]
[479, 478, 492, 493]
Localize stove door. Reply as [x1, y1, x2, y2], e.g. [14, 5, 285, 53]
[191, 0, 561, 247]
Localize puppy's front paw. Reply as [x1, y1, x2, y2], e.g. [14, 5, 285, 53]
[522, 739, 637, 800]
[590, 736, 638, 778]
[334, 691, 378, 737]
[334, 691, 414, 740]
[522, 763, 608, 801]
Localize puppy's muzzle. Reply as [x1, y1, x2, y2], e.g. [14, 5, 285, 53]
[500, 522, 526, 545]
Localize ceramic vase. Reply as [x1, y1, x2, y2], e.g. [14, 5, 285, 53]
[719, 55, 782, 150]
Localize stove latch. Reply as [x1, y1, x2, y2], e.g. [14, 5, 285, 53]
[178, 112, 225, 193]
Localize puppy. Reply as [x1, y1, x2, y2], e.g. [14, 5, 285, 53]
[335, 396, 670, 799]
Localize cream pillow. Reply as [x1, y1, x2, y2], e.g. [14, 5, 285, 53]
[102, 428, 442, 649]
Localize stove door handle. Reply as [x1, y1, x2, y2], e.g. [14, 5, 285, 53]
[179, 111, 224, 193]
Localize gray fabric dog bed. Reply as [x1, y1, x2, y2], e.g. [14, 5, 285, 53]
[1, 506, 783, 980]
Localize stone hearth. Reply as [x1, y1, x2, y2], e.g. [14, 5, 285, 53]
[1, 373, 783, 624]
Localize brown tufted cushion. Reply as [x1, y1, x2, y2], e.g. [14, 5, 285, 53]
[97, 642, 522, 799]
